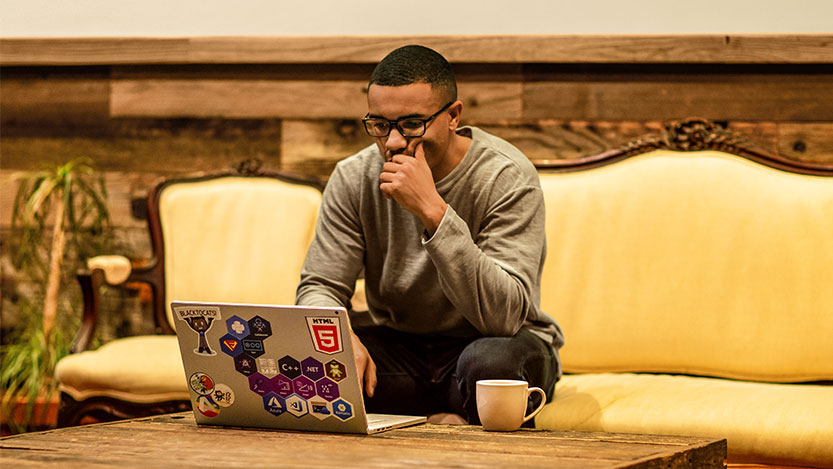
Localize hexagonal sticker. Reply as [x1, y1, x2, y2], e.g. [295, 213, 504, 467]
[248, 372, 271, 396]
[257, 357, 279, 378]
[241, 338, 265, 358]
[248, 315, 272, 339]
[271, 374, 294, 398]
[331, 398, 353, 421]
[263, 392, 285, 416]
[325, 359, 347, 382]
[315, 377, 340, 401]
[226, 315, 250, 339]
[278, 355, 301, 379]
[234, 353, 257, 376]
[219, 334, 243, 357]
[309, 399, 332, 420]
[301, 357, 324, 381]
[285, 394, 308, 418]
[292, 376, 316, 399]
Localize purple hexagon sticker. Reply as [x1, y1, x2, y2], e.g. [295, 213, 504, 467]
[271, 374, 294, 398]
[315, 377, 340, 401]
[248, 372, 271, 396]
[301, 357, 324, 381]
[292, 375, 316, 399]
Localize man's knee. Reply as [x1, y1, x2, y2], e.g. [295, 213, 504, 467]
[457, 335, 528, 382]
[457, 330, 558, 390]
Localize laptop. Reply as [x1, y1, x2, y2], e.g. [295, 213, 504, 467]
[171, 300, 427, 434]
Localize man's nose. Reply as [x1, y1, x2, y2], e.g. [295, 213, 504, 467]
[385, 127, 408, 152]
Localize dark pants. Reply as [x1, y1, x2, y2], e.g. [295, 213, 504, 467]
[352, 325, 559, 425]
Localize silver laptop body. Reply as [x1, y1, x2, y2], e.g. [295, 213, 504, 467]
[172, 301, 426, 434]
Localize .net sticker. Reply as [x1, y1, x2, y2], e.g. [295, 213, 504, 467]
[306, 316, 343, 354]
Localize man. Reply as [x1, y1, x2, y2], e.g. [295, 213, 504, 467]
[296, 45, 563, 424]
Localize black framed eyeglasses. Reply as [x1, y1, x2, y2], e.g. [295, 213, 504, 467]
[362, 101, 454, 138]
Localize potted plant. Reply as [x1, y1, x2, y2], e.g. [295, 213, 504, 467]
[1, 158, 112, 434]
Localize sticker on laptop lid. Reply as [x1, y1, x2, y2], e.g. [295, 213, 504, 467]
[195, 394, 220, 417]
[212, 383, 235, 407]
[175, 305, 221, 356]
[306, 316, 343, 354]
[189, 372, 215, 395]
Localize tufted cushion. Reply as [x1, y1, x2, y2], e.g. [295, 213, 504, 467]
[536, 373, 833, 467]
[55, 335, 187, 402]
[539, 150, 833, 382]
[158, 177, 321, 328]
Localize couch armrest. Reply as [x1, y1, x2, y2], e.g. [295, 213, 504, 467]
[71, 255, 166, 353]
[87, 255, 132, 285]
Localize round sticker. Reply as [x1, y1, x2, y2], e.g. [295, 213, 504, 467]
[195, 395, 220, 417]
[212, 383, 235, 407]
[189, 372, 215, 395]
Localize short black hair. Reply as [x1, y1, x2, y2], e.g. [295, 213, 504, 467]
[369, 45, 457, 103]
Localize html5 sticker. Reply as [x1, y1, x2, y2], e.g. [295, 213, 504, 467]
[306, 316, 343, 354]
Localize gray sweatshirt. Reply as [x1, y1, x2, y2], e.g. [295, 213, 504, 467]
[296, 126, 563, 349]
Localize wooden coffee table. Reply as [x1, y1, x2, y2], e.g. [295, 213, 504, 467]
[0, 412, 726, 468]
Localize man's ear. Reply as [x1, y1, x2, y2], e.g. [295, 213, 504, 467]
[447, 100, 464, 131]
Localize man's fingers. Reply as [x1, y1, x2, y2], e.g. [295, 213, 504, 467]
[365, 356, 378, 398]
[350, 331, 377, 398]
[414, 142, 426, 161]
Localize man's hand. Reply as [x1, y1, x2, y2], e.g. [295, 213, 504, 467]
[350, 330, 377, 398]
[379, 142, 447, 234]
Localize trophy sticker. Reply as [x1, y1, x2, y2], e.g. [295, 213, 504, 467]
[175, 306, 221, 356]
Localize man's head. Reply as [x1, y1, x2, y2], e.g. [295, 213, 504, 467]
[368, 45, 457, 105]
[365, 46, 465, 179]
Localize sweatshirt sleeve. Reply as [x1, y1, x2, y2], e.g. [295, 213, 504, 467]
[296, 163, 365, 309]
[422, 179, 546, 337]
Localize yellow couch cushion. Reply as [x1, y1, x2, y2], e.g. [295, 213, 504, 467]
[536, 373, 833, 467]
[54, 335, 187, 402]
[158, 176, 321, 328]
[539, 150, 833, 382]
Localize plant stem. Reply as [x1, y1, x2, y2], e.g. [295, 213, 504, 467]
[42, 193, 66, 341]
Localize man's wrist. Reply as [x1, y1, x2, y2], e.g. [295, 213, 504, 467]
[420, 200, 448, 236]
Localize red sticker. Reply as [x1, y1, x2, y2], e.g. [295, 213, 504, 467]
[306, 317, 343, 354]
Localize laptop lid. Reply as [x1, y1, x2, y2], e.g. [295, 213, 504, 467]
[171, 301, 424, 434]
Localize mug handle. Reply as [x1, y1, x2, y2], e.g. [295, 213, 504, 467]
[522, 387, 547, 424]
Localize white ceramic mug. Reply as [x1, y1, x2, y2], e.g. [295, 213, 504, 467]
[476, 379, 546, 431]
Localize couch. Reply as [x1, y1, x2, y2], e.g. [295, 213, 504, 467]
[55, 119, 833, 466]
[534, 119, 833, 467]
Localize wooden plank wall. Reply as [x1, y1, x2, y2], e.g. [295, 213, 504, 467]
[1, 35, 832, 334]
